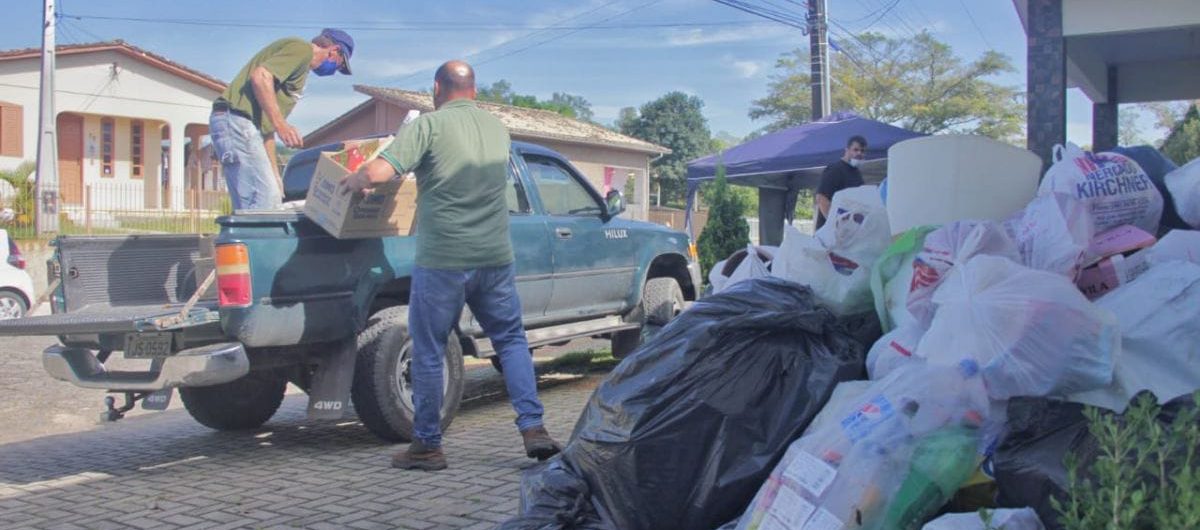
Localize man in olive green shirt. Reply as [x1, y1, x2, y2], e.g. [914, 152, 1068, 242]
[210, 28, 354, 210]
[341, 60, 561, 471]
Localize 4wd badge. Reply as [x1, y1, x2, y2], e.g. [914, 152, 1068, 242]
[604, 229, 628, 240]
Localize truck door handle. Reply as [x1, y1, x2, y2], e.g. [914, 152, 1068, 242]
[555, 227, 573, 239]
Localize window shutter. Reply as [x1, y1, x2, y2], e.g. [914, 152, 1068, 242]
[0, 104, 22, 157]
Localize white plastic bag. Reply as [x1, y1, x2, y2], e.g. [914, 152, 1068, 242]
[1165, 157, 1200, 229]
[1146, 229, 1200, 265]
[814, 185, 892, 266]
[1004, 192, 1096, 279]
[922, 508, 1044, 530]
[722, 245, 771, 293]
[918, 255, 1119, 400]
[907, 220, 1019, 326]
[1038, 142, 1163, 234]
[1069, 261, 1200, 413]
[866, 324, 925, 380]
[773, 186, 890, 315]
[735, 363, 996, 530]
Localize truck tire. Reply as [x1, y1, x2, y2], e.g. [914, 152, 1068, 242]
[351, 306, 465, 443]
[180, 369, 287, 431]
[612, 277, 684, 359]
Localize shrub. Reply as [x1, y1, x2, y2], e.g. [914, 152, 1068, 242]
[696, 163, 749, 282]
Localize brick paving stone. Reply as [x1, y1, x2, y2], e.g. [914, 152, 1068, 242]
[0, 362, 601, 530]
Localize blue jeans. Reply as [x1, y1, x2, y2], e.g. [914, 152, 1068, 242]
[209, 111, 281, 210]
[409, 263, 544, 447]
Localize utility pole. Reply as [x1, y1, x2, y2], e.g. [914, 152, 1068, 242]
[808, 0, 831, 121]
[35, 0, 60, 234]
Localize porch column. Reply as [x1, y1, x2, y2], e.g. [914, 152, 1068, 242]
[1027, 0, 1067, 171]
[168, 120, 188, 210]
[1092, 66, 1119, 151]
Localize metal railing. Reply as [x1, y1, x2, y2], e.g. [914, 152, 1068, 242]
[1, 179, 230, 239]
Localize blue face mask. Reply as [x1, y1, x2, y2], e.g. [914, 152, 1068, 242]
[313, 58, 338, 77]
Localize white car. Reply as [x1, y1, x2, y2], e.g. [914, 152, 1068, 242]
[0, 229, 34, 319]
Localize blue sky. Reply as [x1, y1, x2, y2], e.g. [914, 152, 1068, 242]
[0, 0, 1164, 145]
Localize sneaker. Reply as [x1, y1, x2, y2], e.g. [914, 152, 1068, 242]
[391, 440, 447, 471]
[521, 426, 562, 461]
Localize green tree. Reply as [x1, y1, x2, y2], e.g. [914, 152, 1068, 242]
[1161, 103, 1200, 165]
[614, 106, 638, 132]
[550, 92, 594, 122]
[477, 80, 593, 120]
[751, 31, 1024, 143]
[620, 92, 713, 207]
[696, 164, 750, 281]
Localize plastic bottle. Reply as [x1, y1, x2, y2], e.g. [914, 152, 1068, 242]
[868, 425, 981, 530]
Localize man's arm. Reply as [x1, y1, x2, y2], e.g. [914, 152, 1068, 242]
[815, 165, 840, 218]
[815, 193, 832, 218]
[250, 66, 303, 148]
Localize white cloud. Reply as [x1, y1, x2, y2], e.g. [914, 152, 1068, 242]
[353, 58, 443, 78]
[732, 60, 762, 78]
[666, 27, 789, 47]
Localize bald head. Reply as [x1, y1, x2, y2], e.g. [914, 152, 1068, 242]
[433, 60, 476, 109]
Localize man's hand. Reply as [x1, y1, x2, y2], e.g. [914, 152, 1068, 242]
[276, 123, 303, 149]
[339, 168, 373, 197]
[339, 158, 400, 197]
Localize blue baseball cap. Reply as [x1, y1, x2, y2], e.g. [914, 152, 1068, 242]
[321, 28, 354, 75]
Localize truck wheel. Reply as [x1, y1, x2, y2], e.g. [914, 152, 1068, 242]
[180, 369, 287, 431]
[612, 277, 684, 359]
[351, 306, 465, 443]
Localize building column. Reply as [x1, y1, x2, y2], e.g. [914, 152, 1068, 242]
[168, 120, 188, 210]
[1092, 66, 1119, 151]
[1027, 0, 1067, 170]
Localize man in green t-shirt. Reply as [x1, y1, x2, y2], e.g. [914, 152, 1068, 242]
[210, 28, 354, 210]
[340, 61, 561, 471]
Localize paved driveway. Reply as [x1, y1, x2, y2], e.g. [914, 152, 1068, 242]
[0, 334, 610, 530]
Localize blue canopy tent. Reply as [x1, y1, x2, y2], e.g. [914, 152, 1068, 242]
[685, 111, 926, 244]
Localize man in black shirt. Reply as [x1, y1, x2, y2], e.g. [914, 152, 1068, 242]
[815, 135, 868, 229]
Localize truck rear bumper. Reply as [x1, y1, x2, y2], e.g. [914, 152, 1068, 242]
[43, 342, 250, 391]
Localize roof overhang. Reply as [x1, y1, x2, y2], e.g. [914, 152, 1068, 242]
[1013, 0, 1200, 103]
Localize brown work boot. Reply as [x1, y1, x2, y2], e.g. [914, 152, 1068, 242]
[391, 440, 447, 471]
[521, 426, 562, 461]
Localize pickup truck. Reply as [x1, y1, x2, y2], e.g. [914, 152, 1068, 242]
[0, 140, 701, 442]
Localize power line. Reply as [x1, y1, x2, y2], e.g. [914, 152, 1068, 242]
[387, 0, 654, 87]
[59, 12, 774, 31]
[710, 0, 808, 30]
[955, 0, 995, 50]
[475, 1, 664, 70]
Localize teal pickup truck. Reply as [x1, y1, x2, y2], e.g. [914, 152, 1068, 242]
[0, 140, 700, 441]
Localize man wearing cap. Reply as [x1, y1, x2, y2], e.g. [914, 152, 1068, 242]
[210, 29, 354, 210]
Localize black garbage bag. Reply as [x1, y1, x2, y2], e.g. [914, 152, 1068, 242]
[562, 277, 870, 530]
[498, 458, 610, 530]
[993, 392, 1198, 529]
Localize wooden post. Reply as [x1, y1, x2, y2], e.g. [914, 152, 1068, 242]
[84, 184, 92, 235]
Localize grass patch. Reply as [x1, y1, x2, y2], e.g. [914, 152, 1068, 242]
[541, 348, 618, 374]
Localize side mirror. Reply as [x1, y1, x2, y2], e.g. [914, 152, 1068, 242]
[605, 189, 626, 218]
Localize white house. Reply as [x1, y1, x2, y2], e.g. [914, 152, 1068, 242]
[0, 40, 226, 212]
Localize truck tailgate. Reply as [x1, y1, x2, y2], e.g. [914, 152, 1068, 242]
[0, 302, 218, 335]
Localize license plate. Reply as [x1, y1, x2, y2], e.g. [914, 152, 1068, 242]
[125, 332, 175, 359]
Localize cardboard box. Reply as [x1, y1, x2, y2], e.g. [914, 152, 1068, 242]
[303, 139, 418, 239]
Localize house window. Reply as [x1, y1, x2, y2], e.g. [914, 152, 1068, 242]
[0, 102, 22, 157]
[130, 120, 144, 178]
[101, 117, 114, 177]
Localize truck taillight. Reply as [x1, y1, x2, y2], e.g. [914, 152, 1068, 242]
[215, 244, 251, 308]
[688, 242, 699, 262]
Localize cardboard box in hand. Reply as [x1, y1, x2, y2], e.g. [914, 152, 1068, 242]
[303, 135, 418, 239]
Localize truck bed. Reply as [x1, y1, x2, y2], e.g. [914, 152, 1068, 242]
[0, 234, 216, 337]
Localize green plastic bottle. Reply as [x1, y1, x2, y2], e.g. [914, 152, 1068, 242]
[866, 425, 980, 530]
